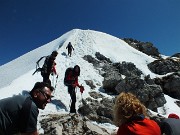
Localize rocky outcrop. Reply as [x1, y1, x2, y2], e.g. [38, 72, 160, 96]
[171, 53, 180, 58]
[95, 52, 112, 63]
[148, 57, 180, 75]
[113, 62, 142, 77]
[115, 76, 166, 111]
[101, 62, 143, 94]
[83, 53, 167, 111]
[123, 38, 160, 58]
[155, 72, 180, 99]
[40, 113, 111, 135]
[81, 51, 180, 126]
[83, 55, 100, 67]
[78, 94, 114, 124]
[84, 80, 96, 89]
[101, 63, 123, 94]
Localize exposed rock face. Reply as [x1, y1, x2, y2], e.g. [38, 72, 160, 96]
[84, 80, 96, 89]
[101, 61, 143, 94]
[102, 63, 123, 94]
[147, 57, 180, 100]
[148, 57, 180, 75]
[115, 76, 166, 111]
[83, 55, 100, 67]
[95, 52, 112, 63]
[113, 62, 142, 77]
[155, 72, 180, 99]
[78, 95, 114, 124]
[123, 38, 160, 58]
[81, 51, 179, 132]
[83, 53, 167, 111]
[40, 114, 111, 135]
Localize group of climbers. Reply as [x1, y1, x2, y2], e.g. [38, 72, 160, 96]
[0, 41, 84, 135]
[34, 42, 84, 115]
[1, 40, 180, 135]
[34, 42, 75, 86]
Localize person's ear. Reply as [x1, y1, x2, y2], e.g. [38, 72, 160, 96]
[33, 90, 39, 98]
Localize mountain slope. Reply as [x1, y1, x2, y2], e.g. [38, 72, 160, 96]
[1, 29, 177, 134]
[0, 29, 156, 89]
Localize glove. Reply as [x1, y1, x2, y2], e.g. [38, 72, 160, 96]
[80, 86, 84, 93]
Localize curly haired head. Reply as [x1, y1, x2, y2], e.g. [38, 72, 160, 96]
[113, 92, 148, 126]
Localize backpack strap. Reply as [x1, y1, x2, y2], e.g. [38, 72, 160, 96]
[19, 97, 32, 132]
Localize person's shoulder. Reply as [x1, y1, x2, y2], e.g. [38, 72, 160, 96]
[163, 118, 180, 123]
[66, 67, 73, 71]
[0, 95, 26, 103]
[144, 118, 158, 123]
[46, 55, 51, 59]
[13, 95, 27, 101]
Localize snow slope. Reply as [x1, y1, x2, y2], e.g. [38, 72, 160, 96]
[0, 29, 179, 133]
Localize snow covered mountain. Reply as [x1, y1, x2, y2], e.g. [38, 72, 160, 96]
[0, 29, 157, 89]
[0, 29, 179, 134]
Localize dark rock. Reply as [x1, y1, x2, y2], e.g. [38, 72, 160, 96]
[123, 38, 160, 58]
[85, 80, 96, 89]
[148, 58, 180, 75]
[95, 52, 112, 63]
[89, 91, 104, 99]
[171, 53, 180, 58]
[115, 77, 166, 111]
[155, 72, 180, 99]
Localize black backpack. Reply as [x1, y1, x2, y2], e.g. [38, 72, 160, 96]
[64, 67, 73, 86]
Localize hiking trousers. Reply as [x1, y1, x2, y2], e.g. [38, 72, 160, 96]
[68, 49, 72, 57]
[68, 85, 76, 113]
[42, 73, 51, 86]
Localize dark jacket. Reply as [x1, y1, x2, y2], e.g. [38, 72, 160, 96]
[0, 95, 39, 135]
[41, 56, 55, 75]
[66, 43, 74, 51]
[161, 118, 180, 135]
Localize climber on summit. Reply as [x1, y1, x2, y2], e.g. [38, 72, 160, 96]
[66, 42, 74, 57]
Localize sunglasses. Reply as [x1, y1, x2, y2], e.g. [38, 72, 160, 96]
[38, 89, 52, 101]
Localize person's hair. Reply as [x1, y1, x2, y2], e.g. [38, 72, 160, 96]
[113, 92, 148, 126]
[73, 65, 80, 76]
[29, 82, 54, 96]
[51, 51, 58, 57]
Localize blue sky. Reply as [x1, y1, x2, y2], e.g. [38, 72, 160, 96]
[0, 0, 180, 66]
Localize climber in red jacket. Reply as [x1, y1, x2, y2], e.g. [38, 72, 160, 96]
[64, 65, 84, 113]
[113, 92, 161, 135]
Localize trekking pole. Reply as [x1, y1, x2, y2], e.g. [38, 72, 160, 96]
[54, 75, 58, 89]
[52, 73, 55, 87]
[80, 93, 83, 106]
